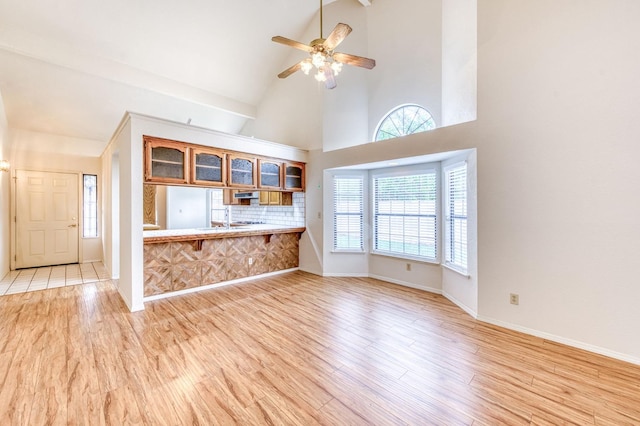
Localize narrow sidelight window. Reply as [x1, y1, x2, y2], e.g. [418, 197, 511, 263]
[333, 176, 364, 251]
[83, 174, 98, 238]
[444, 163, 468, 272]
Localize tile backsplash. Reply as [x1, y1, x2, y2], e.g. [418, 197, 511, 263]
[211, 191, 305, 227]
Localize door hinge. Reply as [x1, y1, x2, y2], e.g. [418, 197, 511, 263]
[14, 255, 17, 261]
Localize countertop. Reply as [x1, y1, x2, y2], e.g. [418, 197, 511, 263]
[143, 224, 306, 244]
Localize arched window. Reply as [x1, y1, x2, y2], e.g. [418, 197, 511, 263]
[374, 104, 436, 141]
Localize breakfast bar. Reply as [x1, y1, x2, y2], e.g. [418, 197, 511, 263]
[143, 225, 305, 298]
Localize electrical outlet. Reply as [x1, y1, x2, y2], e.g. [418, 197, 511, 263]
[406, 263, 411, 271]
[248, 257, 253, 265]
[510, 293, 519, 305]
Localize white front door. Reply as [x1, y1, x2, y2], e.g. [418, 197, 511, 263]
[15, 170, 79, 268]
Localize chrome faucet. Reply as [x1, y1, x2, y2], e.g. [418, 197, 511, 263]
[224, 206, 231, 229]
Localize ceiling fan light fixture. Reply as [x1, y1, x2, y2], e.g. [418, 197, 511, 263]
[312, 52, 326, 68]
[301, 59, 313, 75]
[272, 0, 375, 89]
[331, 61, 343, 75]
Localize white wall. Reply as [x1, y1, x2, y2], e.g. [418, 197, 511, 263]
[298, 152, 325, 275]
[442, 0, 477, 126]
[239, 12, 324, 150]
[9, 129, 103, 264]
[0, 91, 9, 278]
[298, 0, 640, 364]
[165, 186, 209, 229]
[441, 151, 478, 315]
[245, 0, 447, 151]
[365, 0, 443, 140]
[473, 0, 640, 363]
[101, 128, 125, 283]
[321, 0, 371, 151]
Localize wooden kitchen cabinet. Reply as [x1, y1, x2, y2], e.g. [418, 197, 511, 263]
[228, 155, 256, 188]
[259, 191, 293, 206]
[284, 162, 305, 191]
[143, 136, 305, 193]
[144, 137, 189, 184]
[191, 147, 226, 186]
[258, 159, 283, 189]
[223, 189, 250, 205]
[258, 191, 270, 205]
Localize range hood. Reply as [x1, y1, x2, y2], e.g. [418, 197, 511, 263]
[234, 191, 260, 199]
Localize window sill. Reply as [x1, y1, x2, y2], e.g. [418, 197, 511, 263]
[442, 263, 471, 279]
[331, 249, 366, 254]
[370, 251, 439, 265]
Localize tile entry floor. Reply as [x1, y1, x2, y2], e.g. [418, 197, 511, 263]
[0, 262, 110, 296]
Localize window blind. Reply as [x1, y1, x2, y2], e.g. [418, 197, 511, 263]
[373, 171, 437, 260]
[445, 163, 468, 271]
[333, 176, 364, 251]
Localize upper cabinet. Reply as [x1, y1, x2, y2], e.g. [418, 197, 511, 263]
[258, 159, 282, 190]
[191, 147, 226, 186]
[144, 137, 189, 184]
[284, 162, 305, 191]
[228, 155, 256, 188]
[143, 135, 305, 191]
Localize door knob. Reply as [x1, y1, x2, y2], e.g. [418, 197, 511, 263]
[69, 224, 78, 228]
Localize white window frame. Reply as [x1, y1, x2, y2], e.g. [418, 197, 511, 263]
[443, 161, 468, 273]
[373, 104, 436, 142]
[83, 174, 98, 238]
[332, 175, 365, 252]
[371, 165, 439, 262]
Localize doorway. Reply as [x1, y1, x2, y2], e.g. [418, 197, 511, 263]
[15, 170, 79, 268]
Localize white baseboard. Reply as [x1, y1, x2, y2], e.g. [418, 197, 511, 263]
[442, 290, 477, 318]
[118, 288, 144, 312]
[322, 272, 369, 278]
[142, 268, 299, 303]
[477, 315, 640, 367]
[298, 267, 322, 276]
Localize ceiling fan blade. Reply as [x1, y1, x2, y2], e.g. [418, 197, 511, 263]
[323, 23, 352, 51]
[333, 52, 376, 69]
[278, 62, 302, 79]
[272, 36, 313, 52]
[323, 67, 337, 90]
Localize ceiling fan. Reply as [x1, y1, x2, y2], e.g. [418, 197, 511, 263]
[272, 0, 376, 89]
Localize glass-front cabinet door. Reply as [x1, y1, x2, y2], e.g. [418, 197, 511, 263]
[144, 136, 189, 184]
[258, 159, 282, 189]
[284, 162, 305, 191]
[228, 155, 256, 188]
[191, 148, 226, 186]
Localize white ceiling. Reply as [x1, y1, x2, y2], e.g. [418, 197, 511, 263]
[0, 0, 365, 156]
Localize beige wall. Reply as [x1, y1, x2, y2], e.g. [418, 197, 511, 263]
[0, 91, 9, 278]
[10, 130, 103, 265]
[4, 0, 639, 366]
[242, 0, 449, 151]
[264, 0, 640, 364]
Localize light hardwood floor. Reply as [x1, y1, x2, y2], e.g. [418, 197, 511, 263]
[0, 271, 639, 425]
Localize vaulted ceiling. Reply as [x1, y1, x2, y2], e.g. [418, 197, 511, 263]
[0, 0, 368, 155]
